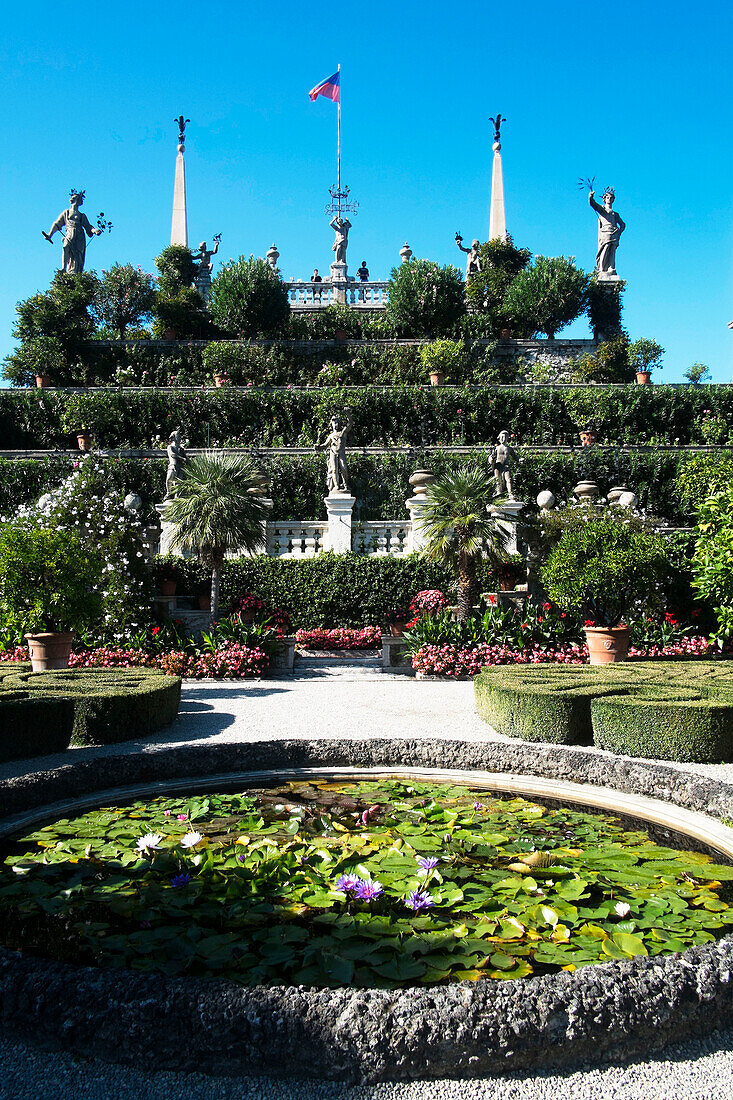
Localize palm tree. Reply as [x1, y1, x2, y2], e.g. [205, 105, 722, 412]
[420, 466, 510, 621]
[163, 452, 269, 620]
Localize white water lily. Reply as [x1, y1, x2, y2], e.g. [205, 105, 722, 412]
[614, 901, 631, 918]
[180, 831, 204, 849]
[136, 833, 163, 853]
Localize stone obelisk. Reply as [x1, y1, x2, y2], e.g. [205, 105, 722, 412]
[488, 113, 507, 242]
[171, 115, 189, 247]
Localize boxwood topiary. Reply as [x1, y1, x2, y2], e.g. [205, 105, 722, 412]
[0, 666, 182, 748]
[0, 691, 75, 762]
[474, 661, 733, 762]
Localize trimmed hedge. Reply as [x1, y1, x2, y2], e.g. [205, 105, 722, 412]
[0, 666, 182, 748]
[159, 553, 458, 629]
[2, 384, 733, 451]
[0, 692, 75, 762]
[0, 447, 709, 526]
[474, 660, 733, 762]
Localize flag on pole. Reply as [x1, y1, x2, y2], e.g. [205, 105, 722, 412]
[308, 70, 340, 103]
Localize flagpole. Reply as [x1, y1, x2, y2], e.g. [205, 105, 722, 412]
[337, 63, 341, 218]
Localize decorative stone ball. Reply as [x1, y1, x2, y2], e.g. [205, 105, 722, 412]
[123, 493, 142, 512]
[536, 490, 555, 510]
[177, 143, 185, 154]
[617, 491, 638, 510]
[492, 141, 501, 153]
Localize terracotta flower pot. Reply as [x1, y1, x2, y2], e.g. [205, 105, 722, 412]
[388, 621, 408, 637]
[429, 371, 445, 387]
[239, 610, 257, 623]
[197, 595, 211, 611]
[579, 430, 597, 447]
[499, 328, 512, 340]
[213, 375, 229, 388]
[76, 431, 92, 453]
[635, 371, 652, 386]
[24, 632, 74, 672]
[35, 374, 50, 389]
[159, 579, 177, 597]
[584, 624, 630, 665]
[334, 328, 349, 342]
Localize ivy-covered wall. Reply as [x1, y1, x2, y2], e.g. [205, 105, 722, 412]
[2, 385, 733, 451]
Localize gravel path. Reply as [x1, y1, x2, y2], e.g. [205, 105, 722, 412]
[1, 670, 732, 1095]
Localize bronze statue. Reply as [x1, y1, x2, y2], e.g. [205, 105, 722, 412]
[192, 236, 221, 301]
[43, 190, 101, 273]
[315, 409, 354, 494]
[489, 113, 505, 144]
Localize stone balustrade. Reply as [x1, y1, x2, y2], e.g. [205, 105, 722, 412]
[266, 521, 328, 558]
[352, 521, 410, 557]
[286, 281, 389, 309]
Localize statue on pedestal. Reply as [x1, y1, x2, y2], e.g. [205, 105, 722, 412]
[455, 233, 482, 278]
[315, 409, 353, 494]
[329, 215, 352, 267]
[165, 428, 188, 498]
[490, 430, 517, 500]
[43, 190, 101, 273]
[192, 235, 221, 301]
[588, 188, 625, 279]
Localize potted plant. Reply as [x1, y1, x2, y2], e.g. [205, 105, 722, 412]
[155, 559, 181, 598]
[578, 427, 597, 447]
[236, 593, 267, 623]
[0, 524, 103, 671]
[60, 394, 95, 451]
[540, 514, 668, 664]
[419, 339, 463, 389]
[384, 608, 410, 636]
[629, 337, 664, 386]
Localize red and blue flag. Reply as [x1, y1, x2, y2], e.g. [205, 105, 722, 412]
[309, 70, 340, 103]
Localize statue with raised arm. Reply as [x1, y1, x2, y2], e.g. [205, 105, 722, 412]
[455, 233, 482, 278]
[192, 235, 221, 302]
[329, 216, 352, 265]
[43, 190, 101, 273]
[588, 188, 625, 279]
[165, 428, 188, 498]
[315, 409, 354, 494]
[491, 430, 517, 500]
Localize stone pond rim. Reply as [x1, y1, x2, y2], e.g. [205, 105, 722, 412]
[0, 736, 732, 1082]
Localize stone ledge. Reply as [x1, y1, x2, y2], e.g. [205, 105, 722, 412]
[1, 738, 733, 1082]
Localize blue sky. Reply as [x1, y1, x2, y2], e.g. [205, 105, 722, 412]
[1, 0, 731, 381]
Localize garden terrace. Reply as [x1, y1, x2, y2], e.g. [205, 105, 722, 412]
[0, 667, 182, 753]
[0, 446, 724, 528]
[3, 384, 733, 452]
[475, 661, 733, 762]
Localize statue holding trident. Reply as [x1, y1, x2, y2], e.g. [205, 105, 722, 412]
[584, 181, 626, 279]
[43, 190, 102, 273]
[192, 234, 221, 302]
[315, 409, 354, 494]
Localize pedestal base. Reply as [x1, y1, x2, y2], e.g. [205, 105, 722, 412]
[490, 500, 525, 556]
[324, 492, 355, 554]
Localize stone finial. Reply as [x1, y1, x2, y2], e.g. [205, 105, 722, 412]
[266, 243, 280, 271]
[536, 490, 555, 510]
[399, 242, 413, 264]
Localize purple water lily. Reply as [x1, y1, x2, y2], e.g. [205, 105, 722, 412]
[416, 856, 439, 872]
[473, 802, 484, 811]
[405, 889, 435, 911]
[170, 873, 190, 888]
[335, 873, 361, 894]
[354, 878, 384, 902]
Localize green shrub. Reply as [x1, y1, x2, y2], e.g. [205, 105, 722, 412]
[474, 661, 733, 761]
[503, 257, 590, 339]
[92, 264, 155, 339]
[419, 339, 463, 380]
[587, 278, 625, 342]
[628, 337, 664, 376]
[153, 287, 210, 339]
[0, 665, 182, 746]
[0, 692, 75, 761]
[692, 486, 733, 639]
[2, 335, 67, 387]
[541, 515, 669, 626]
[2, 271, 98, 385]
[154, 245, 198, 296]
[209, 256, 289, 337]
[385, 259, 465, 337]
[463, 237, 532, 329]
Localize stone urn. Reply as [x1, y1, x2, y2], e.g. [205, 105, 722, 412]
[24, 631, 74, 672]
[607, 485, 630, 504]
[573, 480, 600, 503]
[584, 624, 630, 665]
[635, 371, 652, 385]
[409, 469, 435, 497]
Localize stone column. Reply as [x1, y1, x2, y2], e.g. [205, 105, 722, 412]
[490, 499, 525, 556]
[324, 492, 355, 553]
[254, 498, 273, 556]
[329, 261, 348, 304]
[155, 503, 176, 556]
[405, 496, 432, 553]
[489, 139, 507, 242]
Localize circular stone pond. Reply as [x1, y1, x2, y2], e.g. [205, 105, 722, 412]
[1, 738, 733, 1082]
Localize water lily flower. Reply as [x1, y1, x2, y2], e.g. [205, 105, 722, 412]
[416, 856, 439, 872]
[354, 878, 384, 902]
[170, 873, 190, 888]
[180, 831, 203, 848]
[136, 833, 163, 853]
[405, 889, 435, 911]
[335, 873, 361, 893]
[614, 901, 631, 917]
[177, 814, 188, 821]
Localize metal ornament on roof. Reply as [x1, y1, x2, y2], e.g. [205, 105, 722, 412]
[325, 184, 359, 219]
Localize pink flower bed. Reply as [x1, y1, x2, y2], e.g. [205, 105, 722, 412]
[295, 626, 382, 650]
[2, 643, 270, 679]
[413, 635, 719, 679]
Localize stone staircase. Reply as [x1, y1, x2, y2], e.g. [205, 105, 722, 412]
[286, 649, 409, 680]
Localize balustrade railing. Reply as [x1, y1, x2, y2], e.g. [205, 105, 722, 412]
[266, 521, 328, 557]
[353, 521, 410, 557]
[286, 281, 389, 309]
